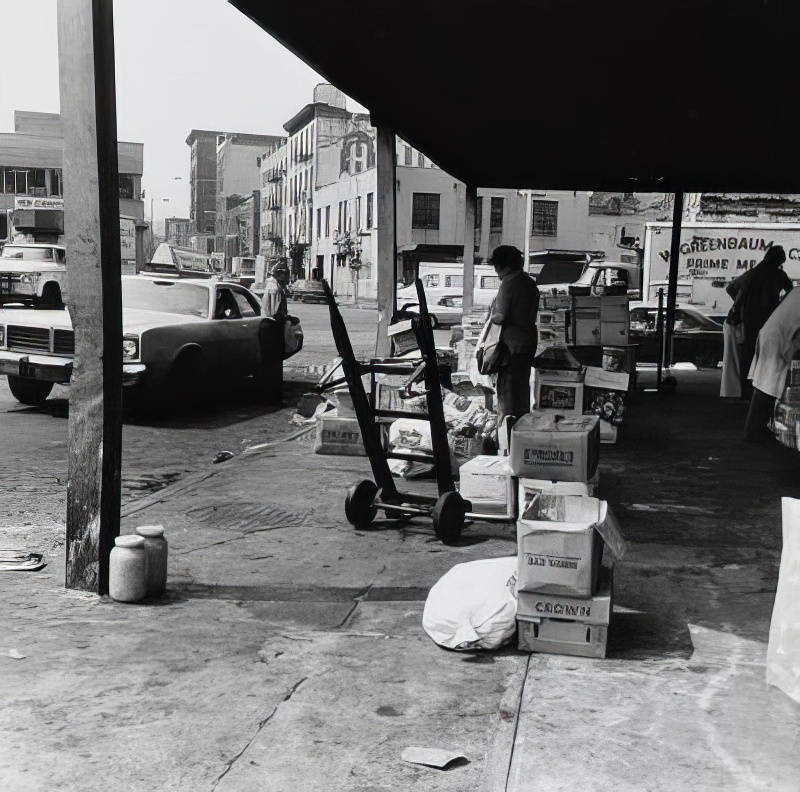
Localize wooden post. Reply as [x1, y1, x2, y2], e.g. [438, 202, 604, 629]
[134, 220, 148, 274]
[58, 0, 124, 593]
[462, 185, 477, 316]
[375, 123, 397, 358]
[665, 192, 684, 370]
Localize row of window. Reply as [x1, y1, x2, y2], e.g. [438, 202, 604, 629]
[0, 167, 141, 202]
[0, 167, 62, 197]
[411, 194, 559, 237]
[314, 193, 376, 239]
[268, 192, 561, 247]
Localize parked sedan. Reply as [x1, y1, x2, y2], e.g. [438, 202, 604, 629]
[629, 304, 723, 368]
[0, 276, 301, 408]
[397, 294, 465, 328]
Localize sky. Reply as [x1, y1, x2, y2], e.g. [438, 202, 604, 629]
[0, 0, 364, 227]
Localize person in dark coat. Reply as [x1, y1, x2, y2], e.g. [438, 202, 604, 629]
[488, 245, 540, 425]
[725, 245, 793, 397]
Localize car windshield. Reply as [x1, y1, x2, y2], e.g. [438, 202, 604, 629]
[122, 279, 209, 318]
[535, 261, 586, 285]
[0, 245, 60, 261]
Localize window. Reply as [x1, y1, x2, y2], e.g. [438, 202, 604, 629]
[356, 196, 362, 230]
[424, 274, 441, 288]
[490, 197, 504, 234]
[256, 156, 261, 168]
[412, 192, 440, 230]
[532, 200, 558, 236]
[480, 275, 500, 290]
[417, 152, 425, 167]
[119, 174, 135, 200]
[475, 196, 483, 248]
[325, 206, 330, 237]
[366, 192, 374, 229]
[404, 145, 412, 166]
[444, 275, 463, 288]
[316, 208, 321, 239]
[232, 290, 259, 317]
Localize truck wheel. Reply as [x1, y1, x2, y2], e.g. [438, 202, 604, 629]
[345, 480, 378, 528]
[7, 376, 53, 406]
[432, 490, 466, 545]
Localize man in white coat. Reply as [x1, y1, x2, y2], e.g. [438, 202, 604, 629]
[744, 287, 800, 441]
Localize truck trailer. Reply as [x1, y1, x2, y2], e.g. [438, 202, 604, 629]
[642, 221, 800, 314]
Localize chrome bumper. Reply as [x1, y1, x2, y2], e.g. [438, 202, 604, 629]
[0, 350, 146, 385]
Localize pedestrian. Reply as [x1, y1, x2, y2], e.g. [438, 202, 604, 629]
[743, 286, 800, 441]
[724, 245, 792, 398]
[261, 261, 290, 318]
[488, 245, 540, 426]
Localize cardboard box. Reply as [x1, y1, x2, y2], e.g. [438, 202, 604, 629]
[388, 320, 418, 356]
[517, 564, 613, 623]
[534, 376, 585, 416]
[314, 416, 365, 456]
[599, 419, 618, 444]
[509, 413, 600, 482]
[584, 365, 630, 392]
[375, 383, 428, 415]
[517, 616, 608, 658]
[541, 294, 572, 310]
[331, 388, 356, 418]
[516, 494, 626, 596]
[458, 455, 512, 514]
[517, 472, 599, 515]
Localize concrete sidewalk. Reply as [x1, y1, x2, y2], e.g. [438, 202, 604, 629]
[1, 369, 799, 791]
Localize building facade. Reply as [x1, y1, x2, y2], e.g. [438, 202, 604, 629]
[186, 129, 222, 240]
[247, 85, 800, 300]
[0, 111, 144, 265]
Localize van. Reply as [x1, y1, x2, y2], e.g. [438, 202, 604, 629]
[397, 261, 500, 309]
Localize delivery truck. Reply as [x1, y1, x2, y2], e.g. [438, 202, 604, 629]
[642, 221, 800, 314]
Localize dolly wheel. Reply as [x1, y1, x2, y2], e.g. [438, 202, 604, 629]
[345, 479, 378, 528]
[433, 491, 466, 545]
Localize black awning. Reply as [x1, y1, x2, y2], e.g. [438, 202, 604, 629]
[230, 0, 800, 193]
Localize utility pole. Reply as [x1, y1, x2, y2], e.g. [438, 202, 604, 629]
[58, 0, 123, 593]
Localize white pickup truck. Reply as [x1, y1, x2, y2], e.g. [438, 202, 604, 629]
[535, 259, 642, 299]
[0, 242, 66, 308]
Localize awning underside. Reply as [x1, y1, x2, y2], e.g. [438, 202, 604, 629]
[231, 0, 800, 193]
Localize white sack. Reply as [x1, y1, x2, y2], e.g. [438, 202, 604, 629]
[422, 557, 517, 651]
[766, 497, 800, 703]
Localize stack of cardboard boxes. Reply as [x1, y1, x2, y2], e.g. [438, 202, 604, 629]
[508, 413, 626, 657]
[533, 293, 635, 444]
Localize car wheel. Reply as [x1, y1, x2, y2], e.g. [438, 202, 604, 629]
[7, 376, 53, 406]
[164, 349, 209, 410]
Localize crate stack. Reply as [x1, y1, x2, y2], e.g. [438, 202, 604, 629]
[568, 294, 635, 444]
[772, 361, 800, 450]
[507, 412, 626, 657]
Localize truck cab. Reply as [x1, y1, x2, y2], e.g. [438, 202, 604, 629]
[0, 242, 67, 308]
[535, 259, 642, 299]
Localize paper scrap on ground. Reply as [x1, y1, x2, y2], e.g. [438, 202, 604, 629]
[6, 649, 27, 660]
[401, 747, 468, 769]
[0, 551, 45, 572]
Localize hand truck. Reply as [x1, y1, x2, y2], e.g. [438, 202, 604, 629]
[322, 278, 517, 544]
